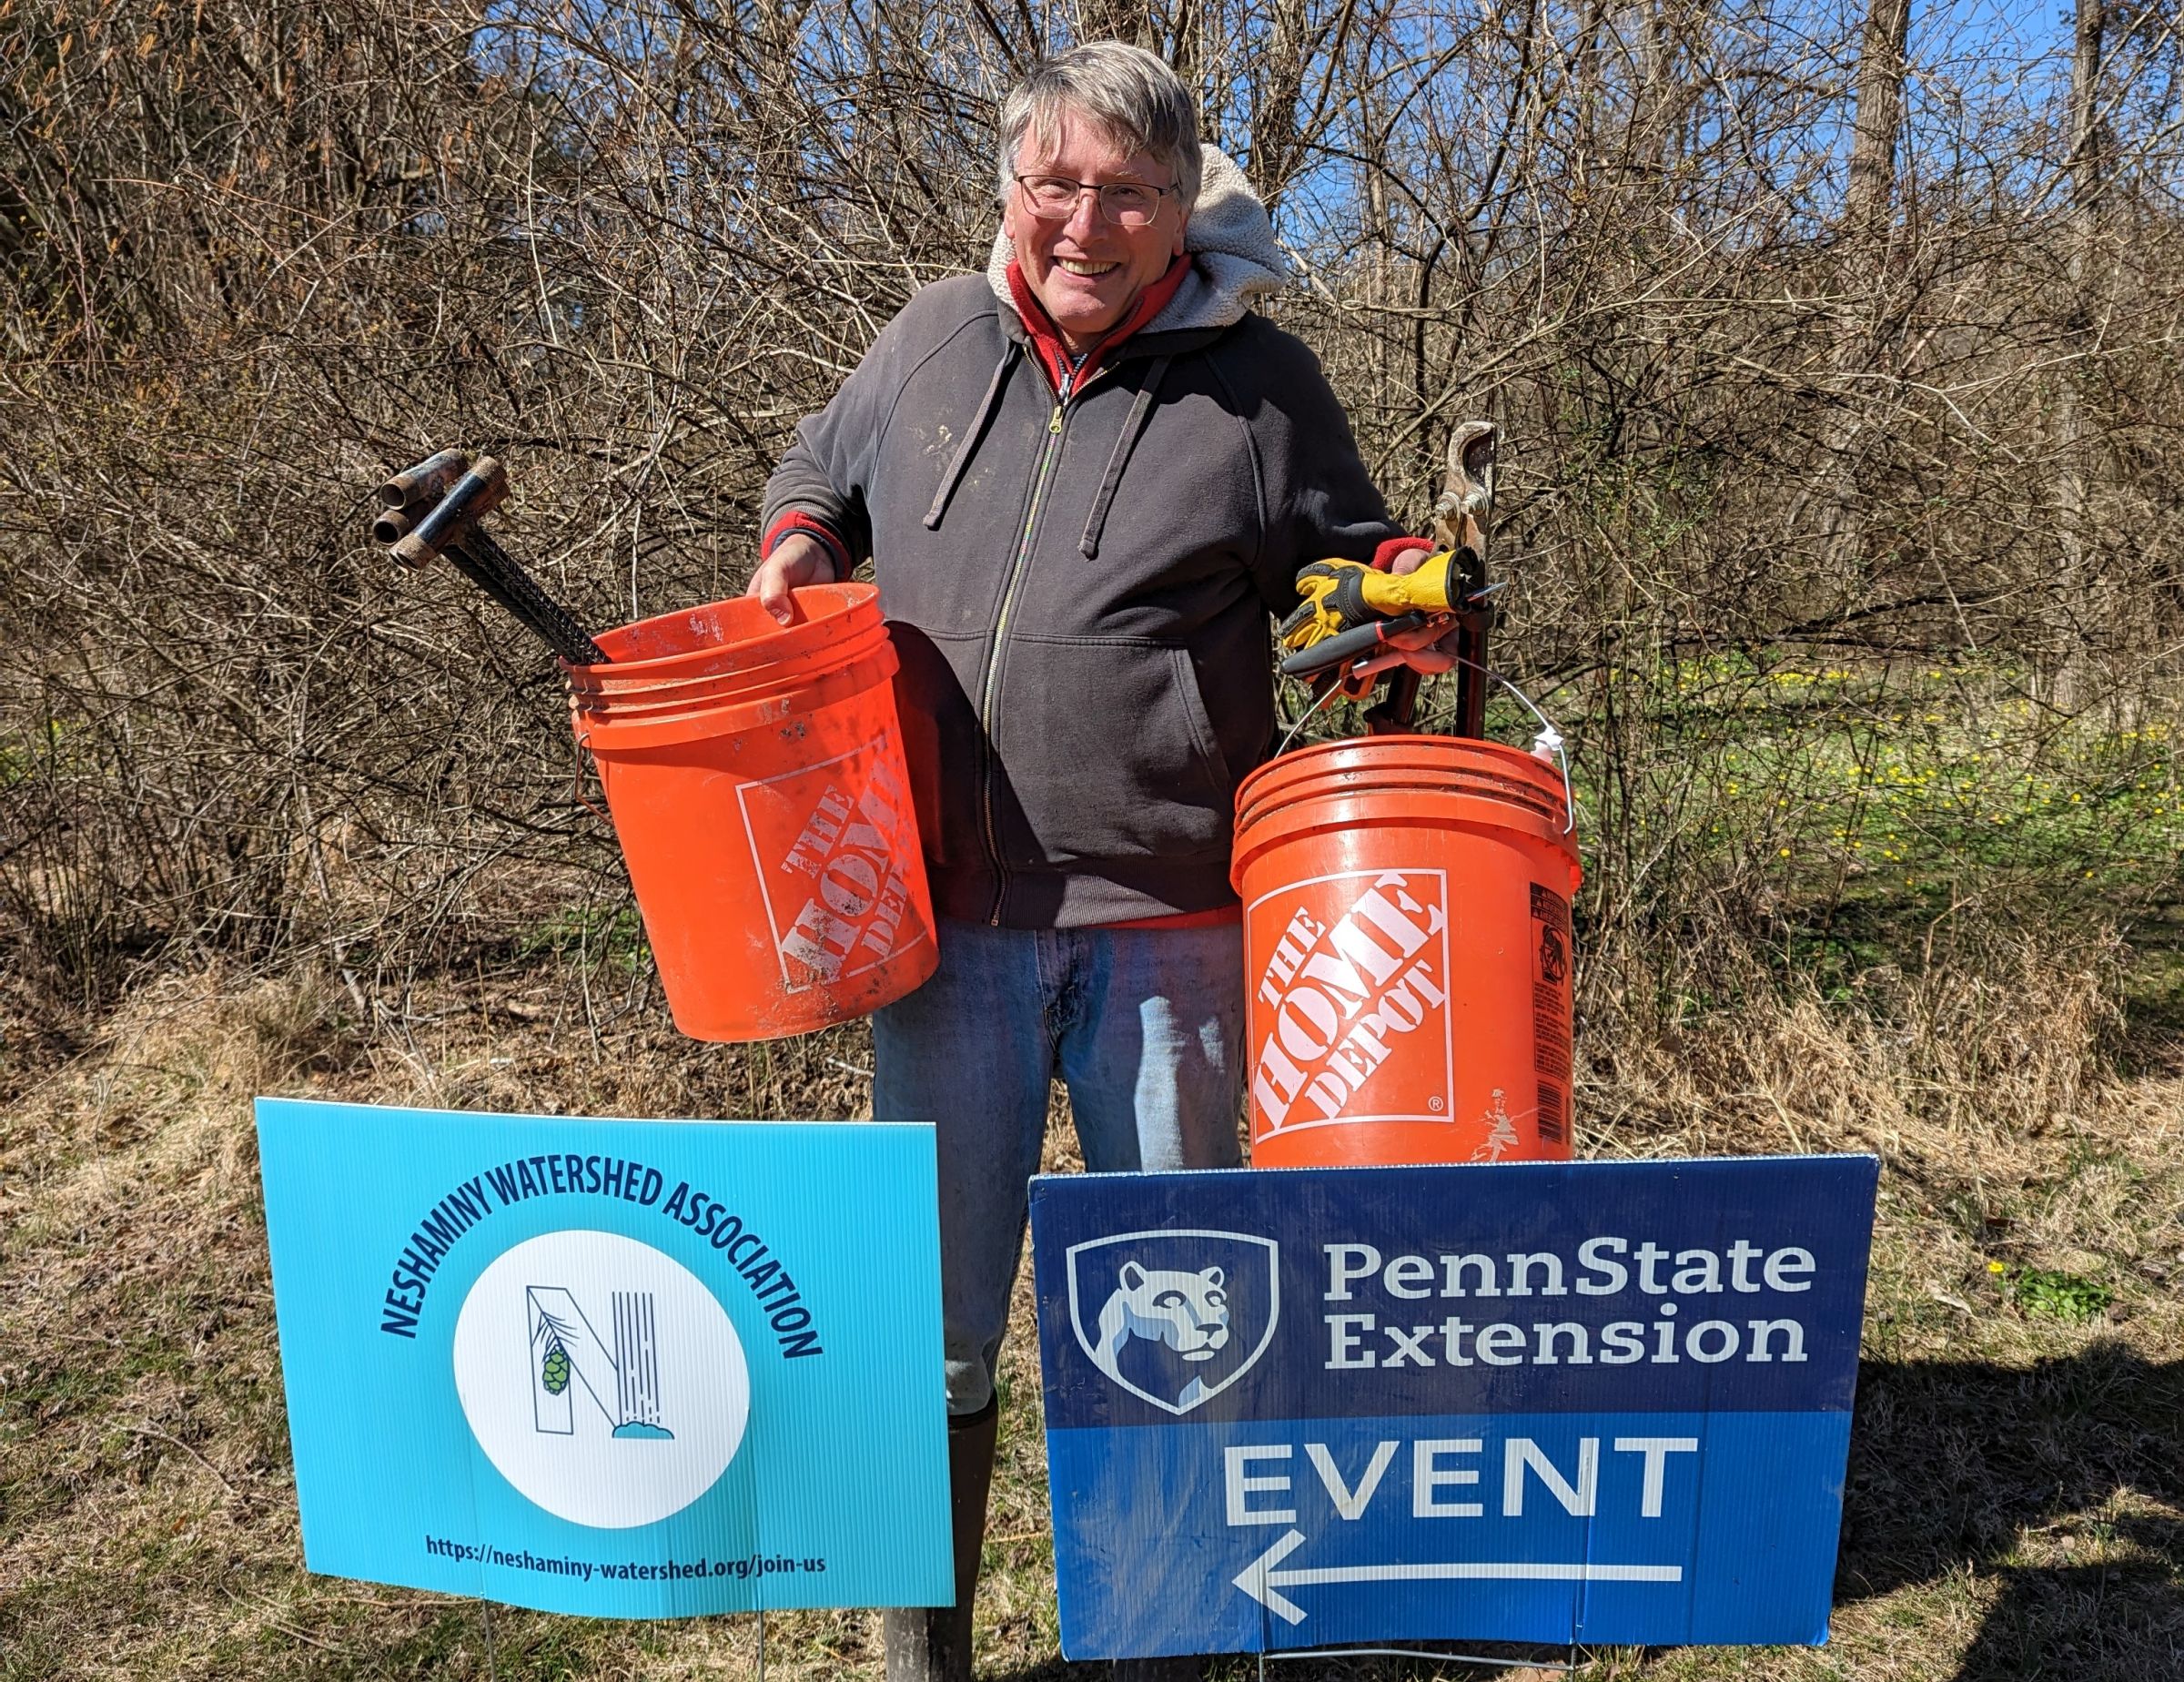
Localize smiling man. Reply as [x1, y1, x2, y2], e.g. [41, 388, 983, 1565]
[1004, 108, 1185, 350]
[750, 42, 1420, 1682]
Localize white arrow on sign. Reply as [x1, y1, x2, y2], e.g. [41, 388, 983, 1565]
[1234, 1529, 1685, 1626]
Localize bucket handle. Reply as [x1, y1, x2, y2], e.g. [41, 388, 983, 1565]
[1275, 674, 1350, 755]
[569, 731, 613, 830]
[1276, 661, 1577, 836]
[1471, 662, 1577, 837]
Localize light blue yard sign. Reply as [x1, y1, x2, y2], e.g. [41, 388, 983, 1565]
[257, 1099, 951, 1617]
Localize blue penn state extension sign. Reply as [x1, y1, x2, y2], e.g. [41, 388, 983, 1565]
[258, 1099, 951, 1617]
[1030, 1155, 1878, 1659]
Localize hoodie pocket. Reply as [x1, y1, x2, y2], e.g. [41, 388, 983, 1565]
[1170, 646, 1236, 791]
[994, 634, 1240, 865]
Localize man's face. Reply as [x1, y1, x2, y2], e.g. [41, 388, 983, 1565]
[1003, 107, 1188, 351]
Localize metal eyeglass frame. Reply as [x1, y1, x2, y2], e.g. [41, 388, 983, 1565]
[1011, 173, 1174, 226]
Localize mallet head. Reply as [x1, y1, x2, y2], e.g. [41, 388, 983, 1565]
[390, 456, 510, 568]
[374, 450, 471, 545]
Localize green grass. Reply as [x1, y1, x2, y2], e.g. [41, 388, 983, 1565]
[1300, 657, 2183, 915]
[1613, 660, 2178, 884]
[1996, 1263, 2117, 1324]
[1294, 655, 2184, 1037]
[514, 903, 652, 973]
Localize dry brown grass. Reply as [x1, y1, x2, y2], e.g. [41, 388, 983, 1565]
[1589, 928, 2127, 1173]
[6, 3, 2182, 1673]
[3, 943, 2179, 1681]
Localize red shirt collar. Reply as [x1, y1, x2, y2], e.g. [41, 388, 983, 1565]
[1006, 254, 1191, 395]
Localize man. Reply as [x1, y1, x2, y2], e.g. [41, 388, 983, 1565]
[750, 42, 1426, 1681]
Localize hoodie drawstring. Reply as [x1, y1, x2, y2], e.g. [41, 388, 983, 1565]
[1079, 355, 1172, 560]
[924, 340, 1020, 532]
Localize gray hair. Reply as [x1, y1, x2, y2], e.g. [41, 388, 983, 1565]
[996, 42, 1203, 214]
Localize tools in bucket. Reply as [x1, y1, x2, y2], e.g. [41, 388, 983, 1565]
[374, 448, 937, 1044]
[1277, 420, 1501, 736]
[564, 589, 940, 1042]
[373, 449, 612, 666]
[1240, 420, 1582, 1170]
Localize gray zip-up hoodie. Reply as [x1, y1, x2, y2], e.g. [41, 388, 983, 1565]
[762, 151, 1403, 927]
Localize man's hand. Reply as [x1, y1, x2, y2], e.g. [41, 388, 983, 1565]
[1364, 543, 1459, 676]
[746, 532, 838, 625]
[1278, 543, 1462, 678]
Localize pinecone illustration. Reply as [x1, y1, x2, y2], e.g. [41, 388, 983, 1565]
[541, 1335, 571, 1395]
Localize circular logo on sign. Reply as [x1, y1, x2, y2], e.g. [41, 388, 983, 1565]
[452, 1230, 749, 1529]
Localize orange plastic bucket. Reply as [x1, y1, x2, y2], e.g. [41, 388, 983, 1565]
[1230, 735, 1581, 1168]
[566, 584, 938, 1042]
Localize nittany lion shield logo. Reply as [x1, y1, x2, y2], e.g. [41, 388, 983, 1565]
[1066, 1229, 1279, 1416]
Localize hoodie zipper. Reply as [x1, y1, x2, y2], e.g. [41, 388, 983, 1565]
[976, 356, 1105, 925]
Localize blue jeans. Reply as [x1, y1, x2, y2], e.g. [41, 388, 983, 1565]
[873, 917, 1246, 1414]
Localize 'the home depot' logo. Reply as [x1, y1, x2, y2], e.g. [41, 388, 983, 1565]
[738, 743, 927, 991]
[1247, 868, 1452, 1136]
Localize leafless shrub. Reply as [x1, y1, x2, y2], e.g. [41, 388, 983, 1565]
[2, 0, 2178, 1039]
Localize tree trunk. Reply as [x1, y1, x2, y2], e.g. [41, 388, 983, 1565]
[1821, 0, 1915, 590]
[1844, 0, 1912, 248]
[2054, 0, 2105, 712]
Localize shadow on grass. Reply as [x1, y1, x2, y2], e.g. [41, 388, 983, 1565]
[987, 1343, 2182, 1682]
[1839, 1341, 2184, 1681]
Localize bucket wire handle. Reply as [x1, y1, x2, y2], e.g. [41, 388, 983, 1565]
[1277, 661, 1577, 837]
[1461, 657, 1576, 836]
[1276, 674, 1350, 755]
[570, 731, 612, 829]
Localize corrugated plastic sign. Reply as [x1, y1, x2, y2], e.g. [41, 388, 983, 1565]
[1029, 1155, 1878, 1659]
[258, 1099, 951, 1617]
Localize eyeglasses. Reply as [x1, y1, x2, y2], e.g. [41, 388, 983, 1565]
[1012, 173, 1174, 228]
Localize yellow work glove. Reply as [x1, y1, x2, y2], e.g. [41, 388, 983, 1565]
[1276, 550, 1461, 658]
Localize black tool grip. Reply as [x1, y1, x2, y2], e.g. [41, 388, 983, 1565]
[392, 460, 507, 568]
[371, 450, 611, 665]
[454, 531, 611, 666]
[1366, 667, 1421, 735]
[1278, 612, 1429, 679]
